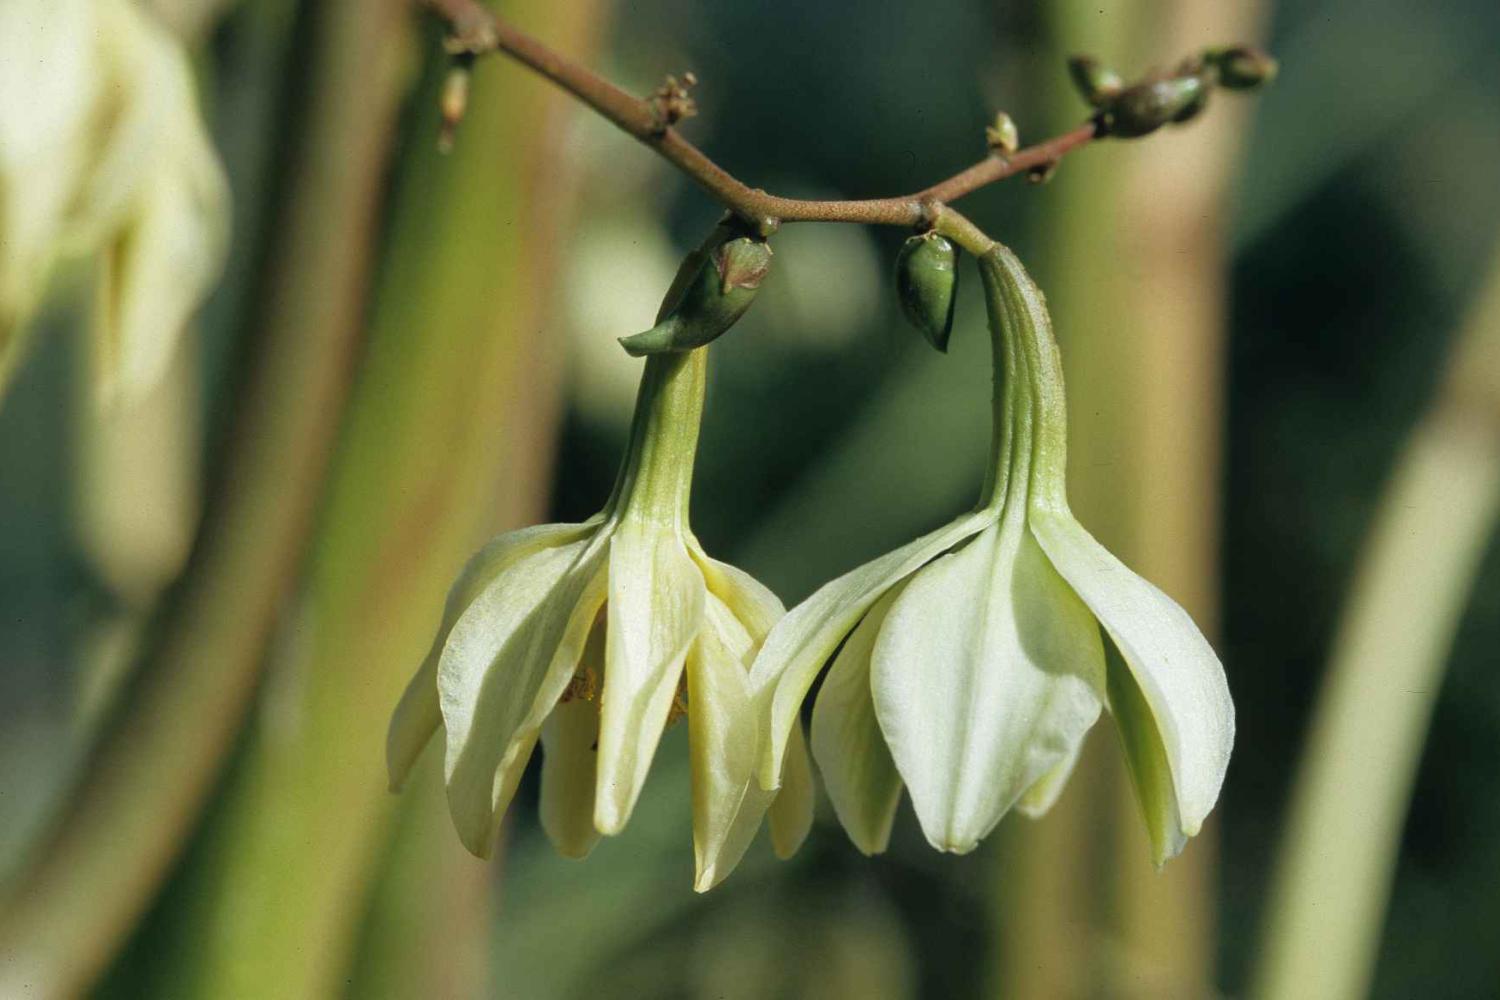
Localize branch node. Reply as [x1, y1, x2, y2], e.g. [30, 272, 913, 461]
[648, 72, 699, 135]
[1026, 160, 1059, 185]
[440, 11, 498, 56]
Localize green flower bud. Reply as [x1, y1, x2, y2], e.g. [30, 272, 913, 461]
[895, 233, 960, 353]
[618, 236, 772, 356]
[1103, 74, 1210, 138]
[1066, 55, 1124, 108]
[1204, 45, 1278, 90]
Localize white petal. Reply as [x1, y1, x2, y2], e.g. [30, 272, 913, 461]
[1015, 735, 1085, 819]
[595, 517, 705, 834]
[687, 594, 762, 891]
[872, 519, 1104, 853]
[1030, 509, 1234, 863]
[810, 587, 906, 855]
[688, 535, 786, 643]
[750, 508, 996, 790]
[540, 695, 602, 859]
[767, 719, 815, 859]
[387, 522, 595, 791]
[439, 528, 609, 857]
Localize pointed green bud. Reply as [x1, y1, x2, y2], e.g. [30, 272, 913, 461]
[986, 112, 1019, 155]
[1204, 45, 1278, 90]
[1066, 55, 1124, 108]
[1103, 74, 1211, 138]
[895, 233, 960, 353]
[619, 236, 772, 356]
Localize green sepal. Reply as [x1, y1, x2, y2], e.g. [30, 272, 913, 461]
[619, 236, 772, 356]
[895, 233, 960, 352]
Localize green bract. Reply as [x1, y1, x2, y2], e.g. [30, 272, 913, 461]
[387, 350, 813, 891]
[751, 244, 1234, 866]
[895, 233, 960, 353]
[618, 235, 772, 356]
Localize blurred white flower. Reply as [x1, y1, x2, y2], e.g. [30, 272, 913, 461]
[0, 0, 229, 406]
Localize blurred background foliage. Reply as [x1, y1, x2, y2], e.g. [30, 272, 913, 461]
[2, 0, 1499, 997]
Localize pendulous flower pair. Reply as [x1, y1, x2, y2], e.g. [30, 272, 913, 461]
[387, 236, 1234, 889]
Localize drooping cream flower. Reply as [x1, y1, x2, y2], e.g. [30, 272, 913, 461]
[0, 0, 228, 405]
[751, 243, 1233, 865]
[388, 350, 813, 890]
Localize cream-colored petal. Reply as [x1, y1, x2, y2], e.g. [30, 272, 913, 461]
[387, 521, 595, 791]
[767, 719, 815, 859]
[440, 529, 609, 857]
[872, 519, 1104, 854]
[1106, 643, 1187, 865]
[750, 508, 996, 790]
[687, 535, 786, 643]
[539, 694, 602, 860]
[595, 517, 705, 834]
[1015, 733, 1085, 819]
[1030, 509, 1234, 863]
[810, 587, 905, 855]
[539, 611, 606, 858]
[687, 594, 762, 891]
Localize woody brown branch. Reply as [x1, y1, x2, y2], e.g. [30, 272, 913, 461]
[420, 0, 1097, 232]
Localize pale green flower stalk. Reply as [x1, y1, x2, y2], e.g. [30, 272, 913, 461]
[752, 243, 1233, 865]
[388, 349, 814, 891]
[0, 0, 228, 406]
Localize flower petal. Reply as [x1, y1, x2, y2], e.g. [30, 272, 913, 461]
[1015, 735, 1085, 819]
[595, 517, 706, 834]
[687, 593, 762, 891]
[872, 519, 1104, 853]
[387, 522, 595, 792]
[810, 587, 906, 855]
[439, 528, 608, 857]
[688, 536, 786, 643]
[1106, 643, 1187, 864]
[750, 508, 996, 790]
[1029, 509, 1234, 863]
[540, 697, 602, 859]
[767, 720, 815, 859]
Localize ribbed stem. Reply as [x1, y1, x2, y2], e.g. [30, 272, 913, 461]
[607, 350, 706, 524]
[977, 247, 1072, 516]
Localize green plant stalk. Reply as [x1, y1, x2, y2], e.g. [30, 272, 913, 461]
[1098, 2, 1268, 994]
[154, 3, 605, 993]
[343, 762, 494, 1000]
[0, 0, 411, 992]
[1252, 250, 1500, 1000]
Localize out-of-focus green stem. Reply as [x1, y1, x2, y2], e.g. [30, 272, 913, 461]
[156, 3, 604, 994]
[1100, 2, 1267, 994]
[0, 0, 409, 992]
[1253, 249, 1500, 1000]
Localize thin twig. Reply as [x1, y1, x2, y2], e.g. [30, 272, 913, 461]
[421, 0, 1097, 232]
